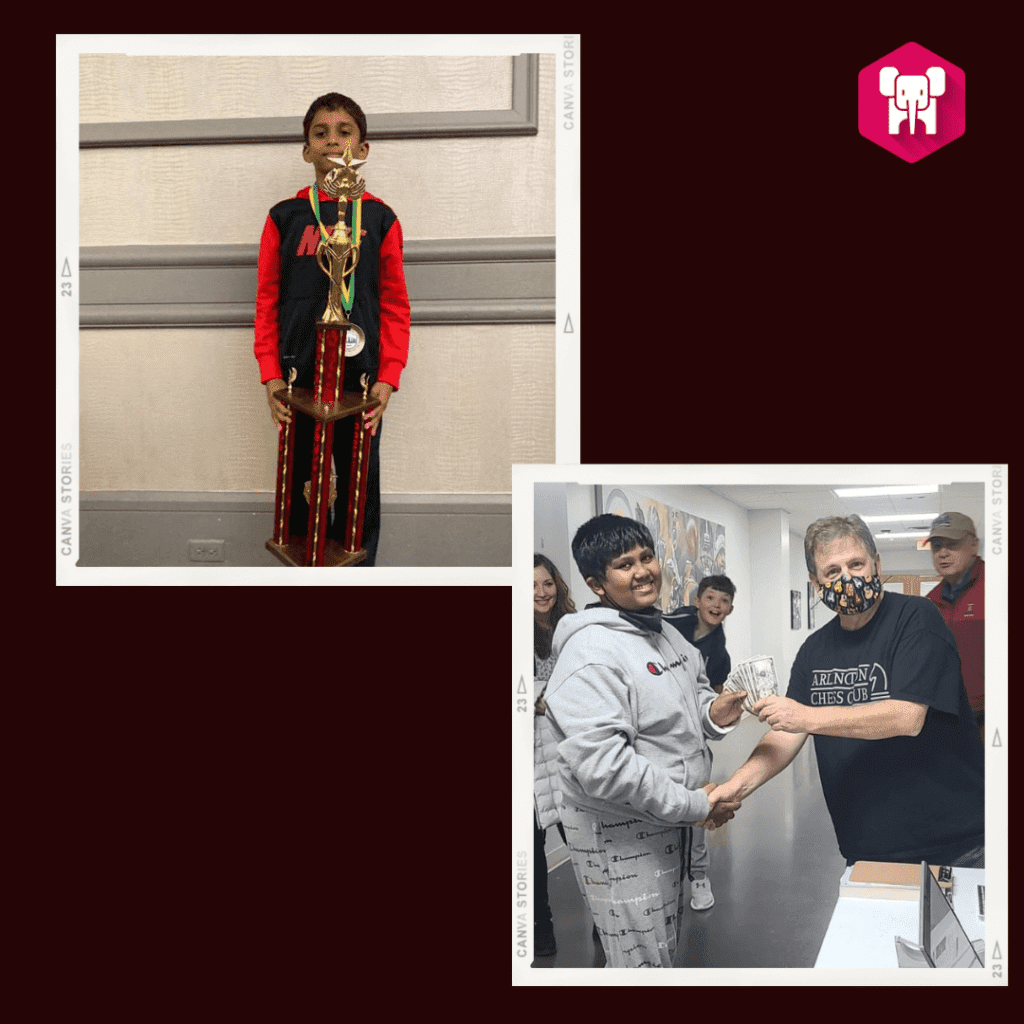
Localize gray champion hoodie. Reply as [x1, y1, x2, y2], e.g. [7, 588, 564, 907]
[544, 605, 737, 828]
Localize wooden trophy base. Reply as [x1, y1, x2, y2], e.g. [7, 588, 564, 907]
[276, 386, 379, 424]
[266, 537, 367, 567]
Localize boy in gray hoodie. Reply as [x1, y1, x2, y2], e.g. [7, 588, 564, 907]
[543, 514, 746, 967]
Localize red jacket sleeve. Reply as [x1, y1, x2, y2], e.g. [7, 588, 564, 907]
[254, 214, 283, 384]
[377, 217, 411, 391]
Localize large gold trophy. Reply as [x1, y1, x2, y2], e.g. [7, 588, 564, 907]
[266, 148, 380, 567]
[316, 152, 365, 335]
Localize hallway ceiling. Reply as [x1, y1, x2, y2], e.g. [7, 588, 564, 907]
[703, 481, 985, 562]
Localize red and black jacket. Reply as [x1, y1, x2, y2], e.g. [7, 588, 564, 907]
[926, 557, 984, 713]
[254, 187, 410, 391]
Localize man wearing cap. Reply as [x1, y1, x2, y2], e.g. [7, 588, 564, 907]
[925, 513, 984, 740]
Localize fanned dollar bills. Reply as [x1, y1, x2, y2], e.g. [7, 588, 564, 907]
[722, 655, 779, 715]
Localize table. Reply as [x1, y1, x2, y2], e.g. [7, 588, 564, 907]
[814, 867, 984, 968]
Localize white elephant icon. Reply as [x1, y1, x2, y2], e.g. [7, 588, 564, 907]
[879, 65, 945, 135]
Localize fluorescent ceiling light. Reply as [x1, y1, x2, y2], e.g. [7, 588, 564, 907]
[860, 513, 940, 523]
[874, 531, 933, 539]
[833, 485, 939, 497]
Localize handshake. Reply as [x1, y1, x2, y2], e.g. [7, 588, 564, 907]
[692, 779, 745, 831]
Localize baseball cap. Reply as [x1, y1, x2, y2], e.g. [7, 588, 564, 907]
[924, 512, 977, 543]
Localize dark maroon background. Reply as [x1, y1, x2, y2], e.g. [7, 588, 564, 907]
[581, 22, 1004, 467]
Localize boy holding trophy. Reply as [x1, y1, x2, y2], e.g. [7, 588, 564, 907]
[254, 93, 411, 565]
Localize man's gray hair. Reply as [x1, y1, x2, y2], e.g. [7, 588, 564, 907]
[804, 514, 878, 575]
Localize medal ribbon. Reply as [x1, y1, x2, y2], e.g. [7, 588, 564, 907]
[309, 184, 361, 314]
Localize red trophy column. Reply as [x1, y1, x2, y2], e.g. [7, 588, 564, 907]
[304, 418, 334, 566]
[344, 411, 373, 554]
[304, 326, 330, 566]
[272, 413, 296, 545]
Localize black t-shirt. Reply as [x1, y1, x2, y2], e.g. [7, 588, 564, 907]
[787, 591, 984, 863]
[662, 606, 731, 688]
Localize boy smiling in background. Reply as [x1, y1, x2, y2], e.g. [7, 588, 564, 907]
[663, 575, 737, 911]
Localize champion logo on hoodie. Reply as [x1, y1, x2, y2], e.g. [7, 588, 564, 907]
[647, 656, 685, 676]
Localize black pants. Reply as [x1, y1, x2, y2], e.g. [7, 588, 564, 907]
[534, 818, 567, 929]
[288, 412, 381, 566]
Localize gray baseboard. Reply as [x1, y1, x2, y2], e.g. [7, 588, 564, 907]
[77, 491, 510, 567]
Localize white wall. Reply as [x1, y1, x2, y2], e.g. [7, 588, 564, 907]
[877, 545, 947, 576]
[787, 529, 837, 687]
[746, 509, 789, 702]
[533, 482, 570, 574]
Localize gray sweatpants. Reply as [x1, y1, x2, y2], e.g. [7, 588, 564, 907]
[689, 745, 712, 880]
[689, 825, 709, 880]
[561, 801, 692, 968]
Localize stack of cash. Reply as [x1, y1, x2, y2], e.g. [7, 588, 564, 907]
[722, 655, 779, 715]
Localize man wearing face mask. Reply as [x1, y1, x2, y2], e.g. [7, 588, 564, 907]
[708, 514, 984, 869]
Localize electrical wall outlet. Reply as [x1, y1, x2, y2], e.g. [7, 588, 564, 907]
[189, 540, 225, 563]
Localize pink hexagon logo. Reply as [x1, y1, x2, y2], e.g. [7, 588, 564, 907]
[859, 41, 964, 163]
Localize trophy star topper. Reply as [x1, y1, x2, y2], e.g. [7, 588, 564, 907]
[323, 146, 367, 199]
[327, 152, 366, 169]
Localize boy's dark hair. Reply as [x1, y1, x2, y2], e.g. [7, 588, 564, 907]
[303, 92, 368, 145]
[572, 514, 655, 582]
[697, 574, 736, 600]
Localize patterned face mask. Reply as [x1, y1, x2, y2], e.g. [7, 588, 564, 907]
[819, 572, 883, 615]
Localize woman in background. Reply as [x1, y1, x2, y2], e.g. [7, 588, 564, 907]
[533, 554, 576, 959]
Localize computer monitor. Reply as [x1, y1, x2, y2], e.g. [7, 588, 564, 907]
[918, 861, 982, 968]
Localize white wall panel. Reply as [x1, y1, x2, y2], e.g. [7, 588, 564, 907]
[79, 56, 554, 243]
[80, 131, 555, 245]
[80, 54, 513, 122]
[80, 324, 554, 493]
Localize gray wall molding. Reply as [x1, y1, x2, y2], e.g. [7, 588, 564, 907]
[80, 55, 539, 148]
[80, 237, 556, 269]
[79, 298, 554, 329]
[80, 237, 555, 328]
[80, 491, 510, 514]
